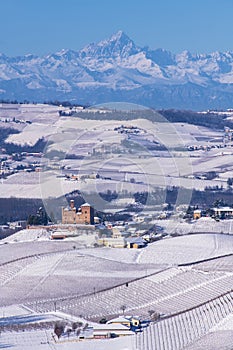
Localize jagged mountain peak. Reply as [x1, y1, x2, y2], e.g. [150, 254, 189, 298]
[47, 49, 79, 61]
[145, 47, 175, 67]
[79, 30, 139, 59]
[105, 30, 132, 44]
[176, 50, 193, 62]
[1, 31, 233, 110]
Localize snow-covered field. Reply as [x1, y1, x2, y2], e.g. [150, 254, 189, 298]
[34, 265, 232, 319]
[0, 240, 159, 306]
[138, 291, 233, 350]
[151, 217, 233, 235]
[1, 231, 233, 349]
[1, 104, 233, 348]
[0, 329, 135, 350]
[1, 103, 230, 200]
[1, 232, 232, 315]
[138, 233, 233, 265]
[0, 228, 49, 243]
[6, 122, 56, 146]
[183, 307, 233, 349]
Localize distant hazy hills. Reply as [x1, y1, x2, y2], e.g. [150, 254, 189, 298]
[2, 30, 233, 110]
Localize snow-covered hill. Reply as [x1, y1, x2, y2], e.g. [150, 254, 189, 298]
[2, 31, 233, 109]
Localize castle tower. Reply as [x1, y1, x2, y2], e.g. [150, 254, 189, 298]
[76, 203, 94, 225]
[62, 200, 94, 225]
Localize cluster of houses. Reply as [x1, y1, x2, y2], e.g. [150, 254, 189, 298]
[114, 125, 145, 135]
[56, 315, 149, 342]
[97, 225, 148, 249]
[64, 173, 98, 181]
[187, 144, 225, 152]
[193, 206, 233, 220]
[59, 200, 161, 248]
[0, 151, 43, 177]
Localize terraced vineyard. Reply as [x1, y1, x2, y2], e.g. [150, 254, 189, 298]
[1, 233, 233, 349]
[136, 292, 233, 350]
[24, 266, 233, 320]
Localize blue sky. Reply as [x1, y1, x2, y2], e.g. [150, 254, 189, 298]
[1, 0, 233, 56]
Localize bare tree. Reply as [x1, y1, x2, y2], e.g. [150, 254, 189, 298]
[72, 321, 83, 331]
[120, 305, 127, 316]
[148, 310, 160, 322]
[83, 323, 89, 331]
[148, 309, 155, 318]
[67, 328, 72, 339]
[54, 321, 65, 339]
[99, 317, 107, 324]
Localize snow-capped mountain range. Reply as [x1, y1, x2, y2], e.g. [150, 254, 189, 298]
[1, 30, 233, 110]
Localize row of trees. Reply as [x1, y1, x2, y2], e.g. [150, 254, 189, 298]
[54, 320, 87, 339]
[71, 108, 233, 131]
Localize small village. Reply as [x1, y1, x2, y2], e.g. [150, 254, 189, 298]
[48, 199, 233, 246]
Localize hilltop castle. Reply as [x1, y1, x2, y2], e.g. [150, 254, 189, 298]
[62, 200, 94, 225]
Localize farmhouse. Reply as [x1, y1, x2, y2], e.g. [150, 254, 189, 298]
[98, 236, 126, 248]
[62, 200, 94, 224]
[93, 323, 134, 338]
[107, 316, 141, 328]
[193, 209, 202, 220]
[62, 323, 135, 341]
[126, 236, 147, 249]
[212, 206, 233, 218]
